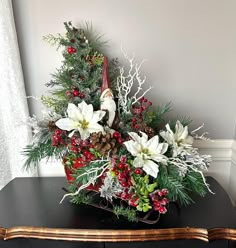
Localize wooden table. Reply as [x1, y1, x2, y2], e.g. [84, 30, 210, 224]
[0, 176, 236, 247]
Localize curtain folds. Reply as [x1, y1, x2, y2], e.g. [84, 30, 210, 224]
[0, 0, 36, 190]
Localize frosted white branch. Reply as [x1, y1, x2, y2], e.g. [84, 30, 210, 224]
[59, 159, 110, 203]
[169, 157, 214, 194]
[116, 48, 152, 114]
[191, 124, 210, 141]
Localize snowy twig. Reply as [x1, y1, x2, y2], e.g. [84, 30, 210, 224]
[116, 48, 152, 114]
[191, 124, 210, 141]
[169, 157, 214, 194]
[60, 159, 110, 203]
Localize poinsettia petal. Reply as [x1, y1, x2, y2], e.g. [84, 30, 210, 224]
[128, 132, 142, 143]
[139, 131, 149, 145]
[87, 123, 104, 134]
[67, 103, 82, 121]
[91, 110, 106, 123]
[133, 156, 144, 168]
[123, 139, 140, 156]
[78, 127, 90, 140]
[55, 118, 74, 131]
[156, 143, 168, 155]
[143, 160, 159, 178]
[82, 102, 94, 121]
[146, 135, 160, 151]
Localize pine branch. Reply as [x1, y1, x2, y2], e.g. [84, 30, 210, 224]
[113, 206, 138, 222]
[22, 141, 64, 170]
[183, 170, 208, 197]
[70, 192, 92, 205]
[168, 116, 192, 131]
[145, 102, 172, 127]
[157, 164, 193, 206]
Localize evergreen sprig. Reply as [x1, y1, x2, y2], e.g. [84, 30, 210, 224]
[22, 141, 63, 170]
[113, 206, 138, 222]
[70, 192, 92, 205]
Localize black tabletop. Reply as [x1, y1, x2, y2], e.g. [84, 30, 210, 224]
[0, 176, 235, 230]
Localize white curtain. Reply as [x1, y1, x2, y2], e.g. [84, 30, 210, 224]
[0, 0, 37, 190]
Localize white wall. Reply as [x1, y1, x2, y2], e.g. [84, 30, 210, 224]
[12, 0, 236, 139]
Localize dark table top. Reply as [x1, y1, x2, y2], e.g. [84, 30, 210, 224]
[0, 176, 236, 242]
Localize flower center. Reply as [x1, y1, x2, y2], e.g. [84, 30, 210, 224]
[140, 148, 151, 159]
[79, 119, 89, 129]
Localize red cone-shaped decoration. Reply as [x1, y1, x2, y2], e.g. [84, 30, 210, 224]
[101, 56, 111, 94]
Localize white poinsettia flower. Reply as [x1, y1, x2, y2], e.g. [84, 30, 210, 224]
[160, 120, 194, 157]
[55, 101, 106, 140]
[124, 132, 168, 178]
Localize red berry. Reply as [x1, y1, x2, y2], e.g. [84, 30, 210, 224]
[118, 171, 126, 179]
[135, 168, 142, 174]
[118, 163, 125, 169]
[121, 181, 128, 187]
[159, 206, 167, 214]
[161, 198, 168, 206]
[127, 168, 132, 173]
[120, 155, 127, 163]
[144, 98, 148, 103]
[55, 129, 61, 135]
[65, 90, 72, 97]
[72, 89, 79, 97]
[116, 137, 122, 144]
[132, 118, 137, 123]
[83, 150, 90, 158]
[121, 192, 128, 200]
[148, 101, 153, 106]
[129, 197, 139, 207]
[134, 124, 139, 129]
[113, 131, 120, 139]
[162, 189, 169, 195]
[139, 96, 145, 103]
[79, 92, 85, 99]
[158, 191, 163, 197]
[67, 46, 76, 54]
[115, 171, 119, 176]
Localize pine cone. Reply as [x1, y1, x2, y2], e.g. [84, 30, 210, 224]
[48, 121, 57, 132]
[141, 125, 155, 138]
[90, 131, 120, 157]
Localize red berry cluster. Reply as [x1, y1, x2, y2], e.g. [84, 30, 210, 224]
[120, 190, 139, 207]
[150, 188, 169, 214]
[65, 88, 85, 98]
[111, 155, 132, 188]
[67, 46, 76, 54]
[113, 131, 123, 144]
[73, 149, 95, 169]
[70, 135, 93, 154]
[130, 97, 152, 129]
[52, 129, 68, 147]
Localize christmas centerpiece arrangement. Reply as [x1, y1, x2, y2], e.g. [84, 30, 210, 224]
[24, 22, 212, 223]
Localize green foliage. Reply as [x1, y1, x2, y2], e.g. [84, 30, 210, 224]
[22, 141, 63, 170]
[145, 102, 172, 128]
[131, 175, 157, 212]
[168, 116, 192, 131]
[183, 170, 208, 197]
[70, 192, 92, 205]
[113, 206, 138, 222]
[157, 164, 193, 206]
